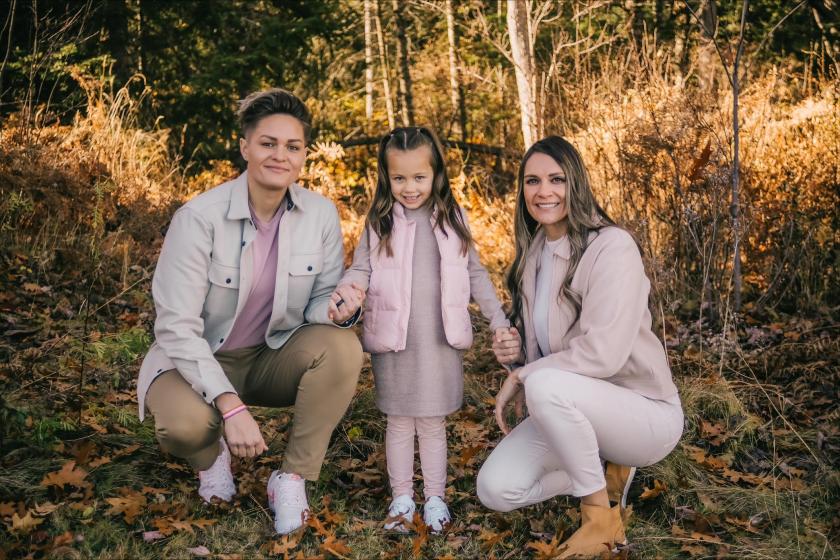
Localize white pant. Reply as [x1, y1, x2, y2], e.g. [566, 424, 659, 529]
[477, 369, 683, 512]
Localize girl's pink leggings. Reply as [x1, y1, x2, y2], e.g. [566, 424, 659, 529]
[386, 414, 447, 499]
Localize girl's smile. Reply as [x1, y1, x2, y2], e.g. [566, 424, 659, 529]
[387, 145, 435, 209]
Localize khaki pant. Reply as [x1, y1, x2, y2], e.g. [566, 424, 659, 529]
[145, 325, 362, 479]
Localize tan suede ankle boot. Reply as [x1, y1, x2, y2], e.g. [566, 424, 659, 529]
[604, 462, 636, 508]
[557, 503, 626, 559]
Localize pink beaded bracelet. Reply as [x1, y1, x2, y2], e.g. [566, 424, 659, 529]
[222, 404, 248, 420]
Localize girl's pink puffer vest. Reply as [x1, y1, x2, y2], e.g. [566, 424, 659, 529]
[362, 204, 472, 354]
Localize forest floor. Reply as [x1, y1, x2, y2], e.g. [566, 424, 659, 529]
[0, 246, 837, 560]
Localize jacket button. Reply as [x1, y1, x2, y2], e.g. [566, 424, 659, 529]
[241, 241, 246, 247]
[202, 392, 207, 397]
[307, 265, 313, 271]
[225, 278, 231, 284]
[219, 338, 224, 344]
[157, 368, 163, 373]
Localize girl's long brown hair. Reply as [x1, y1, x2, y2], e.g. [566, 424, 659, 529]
[507, 136, 615, 332]
[366, 126, 471, 256]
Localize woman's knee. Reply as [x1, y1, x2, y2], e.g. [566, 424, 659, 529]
[319, 328, 363, 386]
[155, 405, 221, 457]
[524, 369, 591, 417]
[476, 464, 518, 513]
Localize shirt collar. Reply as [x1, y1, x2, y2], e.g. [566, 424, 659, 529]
[530, 228, 571, 260]
[228, 171, 304, 221]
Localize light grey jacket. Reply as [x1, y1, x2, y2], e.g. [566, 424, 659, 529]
[136, 171, 354, 419]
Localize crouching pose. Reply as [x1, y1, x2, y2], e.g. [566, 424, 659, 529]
[137, 88, 362, 535]
[477, 136, 684, 558]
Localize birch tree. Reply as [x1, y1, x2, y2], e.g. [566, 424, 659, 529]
[374, 0, 396, 129]
[364, 0, 374, 121]
[506, 0, 539, 148]
[391, 0, 415, 126]
[445, 0, 467, 141]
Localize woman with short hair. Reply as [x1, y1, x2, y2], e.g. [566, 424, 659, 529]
[138, 88, 363, 535]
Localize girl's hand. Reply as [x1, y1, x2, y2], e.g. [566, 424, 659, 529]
[493, 327, 524, 366]
[329, 282, 365, 324]
[494, 368, 525, 435]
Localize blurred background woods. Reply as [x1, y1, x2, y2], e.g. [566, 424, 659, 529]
[0, 2, 839, 558]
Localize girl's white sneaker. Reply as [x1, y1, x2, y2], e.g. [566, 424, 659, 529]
[423, 496, 451, 533]
[384, 494, 416, 532]
[267, 471, 310, 534]
[197, 438, 235, 503]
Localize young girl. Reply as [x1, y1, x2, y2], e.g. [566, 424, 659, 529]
[330, 127, 509, 533]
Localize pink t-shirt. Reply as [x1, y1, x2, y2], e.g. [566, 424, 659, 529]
[218, 202, 285, 351]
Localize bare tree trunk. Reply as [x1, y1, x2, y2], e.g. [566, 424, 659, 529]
[104, 0, 132, 83]
[364, 0, 374, 121]
[625, 0, 644, 53]
[137, 0, 148, 75]
[391, 0, 414, 126]
[506, 0, 538, 148]
[374, 0, 395, 129]
[731, 0, 747, 314]
[445, 0, 467, 141]
[698, 0, 718, 91]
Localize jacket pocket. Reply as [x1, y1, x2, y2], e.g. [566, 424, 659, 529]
[205, 261, 240, 320]
[287, 252, 323, 308]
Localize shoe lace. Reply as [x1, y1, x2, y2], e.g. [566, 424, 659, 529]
[425, 498, 449, 521]
[388, 497, 414, 516]
[273, 474, 307, 507]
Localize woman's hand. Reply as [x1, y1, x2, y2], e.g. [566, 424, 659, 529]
[328, 282, 365, 324]
[493, 327, 524, 366]
[494, 367, 526, 435]
[216, 393, 267, 458]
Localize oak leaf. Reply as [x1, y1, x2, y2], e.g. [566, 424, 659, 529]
[8, 511, 44, 534]
[319, 535, 351, 559]
[526, 534, 568, 560]
[105, 494, 147, 524]
[41, 461, 89, 489]
[639, 479, 667, 500]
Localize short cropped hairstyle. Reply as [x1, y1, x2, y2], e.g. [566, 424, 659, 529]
[236, 88, 312, 141]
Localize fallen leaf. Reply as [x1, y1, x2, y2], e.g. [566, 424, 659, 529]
[142, 530, 166, 542]
[106, 494, 147, 524]
[690, 530, 723, 544]
[8, 511, 43, 534]
[319, 535, 351, 559]
[478, 528, 511, 550]
[526, 534, 568, 560]
[32, 502, 61, 516]
[187, 545, 211, 557]
[640, 479, 667, 500]
[267, 534, 301, 555]
[41, 461, 89, 489]
[700, 420, 730, 446]
[680, 542, 709, 556]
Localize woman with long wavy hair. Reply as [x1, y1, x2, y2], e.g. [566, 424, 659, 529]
[476, 136, 683, 558]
